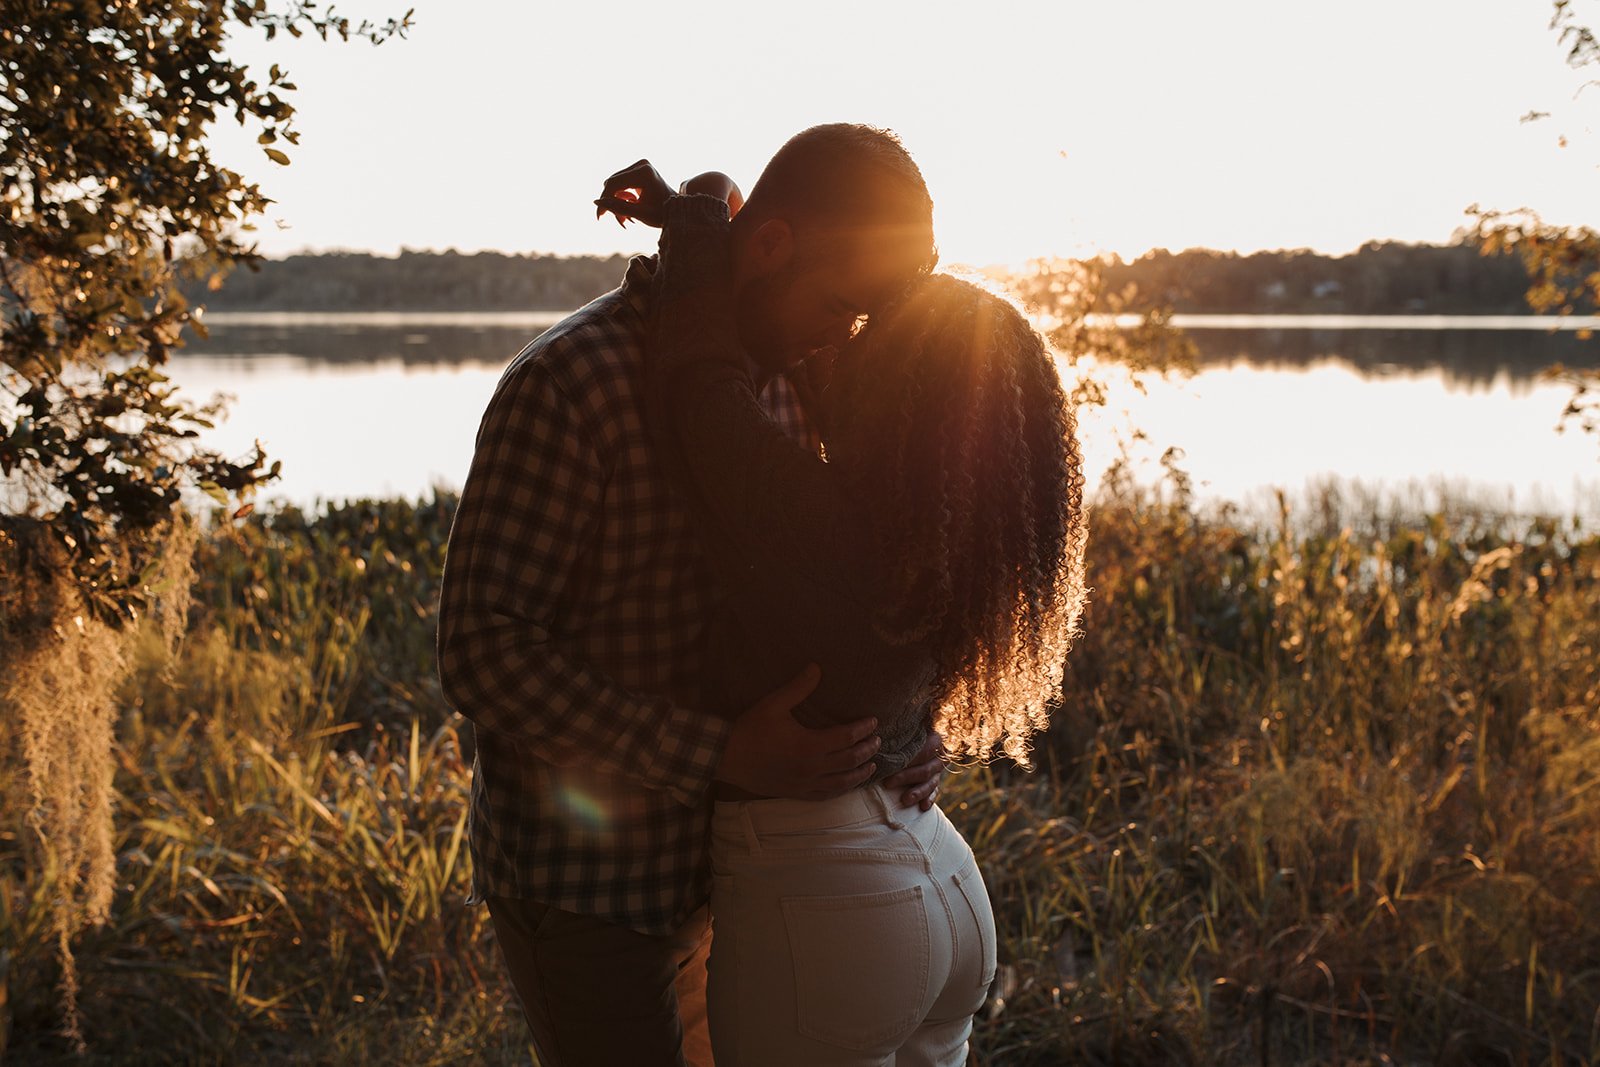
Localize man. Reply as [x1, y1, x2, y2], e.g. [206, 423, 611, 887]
[437, 124, 944, 1066]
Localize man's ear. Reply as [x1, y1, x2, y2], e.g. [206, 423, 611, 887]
[748, 218, 794, 274]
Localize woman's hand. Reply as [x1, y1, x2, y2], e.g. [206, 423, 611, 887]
[596, 161, 743, 228]
[595, 159, 675, 228]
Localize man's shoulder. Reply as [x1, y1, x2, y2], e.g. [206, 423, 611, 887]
[499, 259, 649, 399]
[510, 292, 642, 391]
[480, 288, 644, 461]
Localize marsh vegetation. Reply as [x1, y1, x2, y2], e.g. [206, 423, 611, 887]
[4, 480, 1596, 1064]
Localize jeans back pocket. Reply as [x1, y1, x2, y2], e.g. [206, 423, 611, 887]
[781, 885, 931, 1051]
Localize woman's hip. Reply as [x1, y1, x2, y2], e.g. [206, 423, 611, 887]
[706, 786, 996, 1064]
[709, 782, 967, 880]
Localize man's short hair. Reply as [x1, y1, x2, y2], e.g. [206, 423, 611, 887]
[742, 123, 937, 272]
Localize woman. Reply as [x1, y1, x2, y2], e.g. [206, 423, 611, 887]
[601, 165, 1089, 1066]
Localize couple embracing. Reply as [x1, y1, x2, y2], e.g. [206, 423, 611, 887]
[437, 124, 1089, 1066]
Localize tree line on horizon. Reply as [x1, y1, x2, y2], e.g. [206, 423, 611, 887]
[190, 240, 1542, 316]
[1100, 239, 1537, 315]
[189, 248, 633, 313]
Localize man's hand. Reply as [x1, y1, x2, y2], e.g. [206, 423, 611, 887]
[714, 665, 882, 800]
[881, 730, 947, 811]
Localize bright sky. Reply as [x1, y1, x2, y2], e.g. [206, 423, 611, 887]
[210, 0, 1600, 267]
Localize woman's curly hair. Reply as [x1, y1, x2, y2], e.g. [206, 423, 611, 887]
[826, 273, 1089, 766]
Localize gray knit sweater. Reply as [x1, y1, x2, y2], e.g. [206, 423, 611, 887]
[645, 194, 937, 782]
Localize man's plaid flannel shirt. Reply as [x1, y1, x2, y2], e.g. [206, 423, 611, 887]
[437, 255, 820, 935]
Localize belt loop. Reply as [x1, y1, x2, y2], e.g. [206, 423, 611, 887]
[870, 782, 905, 831]
[738, 802, 762, 853]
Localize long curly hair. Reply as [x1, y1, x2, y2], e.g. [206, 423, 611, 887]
[825, 273, 1089, 766]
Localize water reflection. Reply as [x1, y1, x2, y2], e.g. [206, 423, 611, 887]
[186, 320, 553, 369]
[1076, 358, 1600, 524]
[165, 356, 507, 506]
[1186, 325, 1600, 390]
[166, 316, 1600, 519]
[183, 315, 1600, 396]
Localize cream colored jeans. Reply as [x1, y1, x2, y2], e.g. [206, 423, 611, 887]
[707, 784, 997, 1066]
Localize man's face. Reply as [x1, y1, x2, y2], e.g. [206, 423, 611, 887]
[734, 233, 925, 372]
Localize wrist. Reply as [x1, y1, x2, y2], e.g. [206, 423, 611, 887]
[711, 726, 748, 788]
[665, 193, 732, 228]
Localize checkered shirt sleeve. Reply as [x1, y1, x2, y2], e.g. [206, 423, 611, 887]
[437, 343, 733, 807]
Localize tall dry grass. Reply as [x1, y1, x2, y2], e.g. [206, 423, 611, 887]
[950, 469, 1600, 1064]
[2, 499, 523, 1064]
[1, 486, 1596, 1064]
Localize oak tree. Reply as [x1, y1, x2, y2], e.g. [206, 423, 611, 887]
[0, 2, 409, 1047]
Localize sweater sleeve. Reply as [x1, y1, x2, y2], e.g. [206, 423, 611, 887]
[644, 197, 939, 770]
[643, 195, 864, 593]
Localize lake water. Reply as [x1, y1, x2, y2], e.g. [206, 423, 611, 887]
[170, 312, 1600, 524]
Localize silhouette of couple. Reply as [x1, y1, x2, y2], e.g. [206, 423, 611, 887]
[438, 124, 1088, 1066]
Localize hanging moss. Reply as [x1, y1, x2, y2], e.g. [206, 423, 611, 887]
[0, 516, 195, 1050]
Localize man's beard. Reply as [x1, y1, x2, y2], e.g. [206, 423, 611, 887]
[734, 267, 805, 373]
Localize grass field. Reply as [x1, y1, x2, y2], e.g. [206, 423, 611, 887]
[3, 478, 1598, 1065]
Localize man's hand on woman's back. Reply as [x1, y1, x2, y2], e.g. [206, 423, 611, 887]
[713, 664, 883, 801]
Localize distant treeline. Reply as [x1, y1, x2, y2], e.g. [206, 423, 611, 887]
[194, 241, 1541, 316]
[193, 249, 634, 312]
[1102, 241, 1536, 315]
